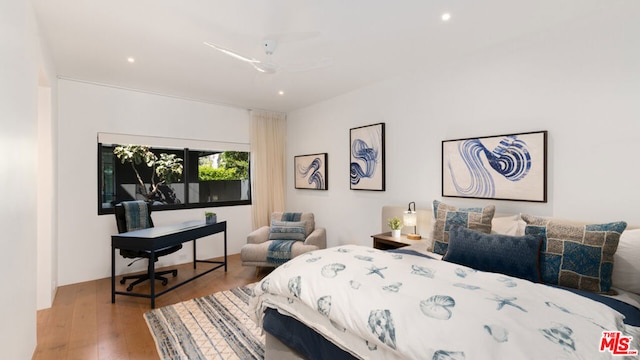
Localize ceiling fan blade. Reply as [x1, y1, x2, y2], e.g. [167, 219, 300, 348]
[252, 62, 277, 74]
[203, 42, 260, 64]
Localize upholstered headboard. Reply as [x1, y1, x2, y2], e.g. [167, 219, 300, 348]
[381, 205, 531, 236]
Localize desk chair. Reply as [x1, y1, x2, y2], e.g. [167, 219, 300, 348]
[114, 201, 182, 291]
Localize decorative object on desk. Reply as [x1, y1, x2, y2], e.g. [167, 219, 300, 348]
[350, 122, 385, 191]
[205, 211, 217, 224]
[294, 153, 328, 190]
[388, 216, 402, 238]
[442, 130, 547, 202]
[403, 201, 421, 240]
[144, 284, 264, 360]
[113, 144, 183, 203]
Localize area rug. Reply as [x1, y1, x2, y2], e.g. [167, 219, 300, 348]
[144, 284, 264, 360]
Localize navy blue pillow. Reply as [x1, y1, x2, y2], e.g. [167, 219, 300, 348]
[443, 225, 542, 282]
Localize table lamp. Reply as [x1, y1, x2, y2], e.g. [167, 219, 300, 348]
[403, 201, 421, 240]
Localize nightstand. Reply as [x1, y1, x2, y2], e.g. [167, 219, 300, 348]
[371, 232, 416, 250]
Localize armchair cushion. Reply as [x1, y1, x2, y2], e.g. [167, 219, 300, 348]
[268, 220, 307, 241]
[271, 212, 315, 237]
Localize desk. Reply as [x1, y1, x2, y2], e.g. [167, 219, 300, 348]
[111, 220, 227, 308]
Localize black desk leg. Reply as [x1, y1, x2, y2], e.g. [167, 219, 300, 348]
[149, 250, 156, 308]
[224, 230, 227, 272]
[111, 245, 116, 303]
[193, 239, 197, 269]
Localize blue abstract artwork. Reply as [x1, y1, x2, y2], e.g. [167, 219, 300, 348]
[294, 153, 328, 190]
[442, 131, 547, 202]
[350, 123, 385, 190]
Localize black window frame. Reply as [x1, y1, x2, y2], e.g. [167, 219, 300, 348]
[97, 143, 251, 215]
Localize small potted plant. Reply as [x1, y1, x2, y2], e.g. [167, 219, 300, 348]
[205, 212, 217, 225]
[387, 216, 402, 238]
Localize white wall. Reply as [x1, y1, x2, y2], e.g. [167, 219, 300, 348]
[37, 37, 59, 309]
[37, 82, 58, 310]
[0, 1, 44, 357]
[286, 4, 640, 247]
[57, 80, 252, 286]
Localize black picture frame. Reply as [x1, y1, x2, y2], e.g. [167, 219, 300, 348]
[350, 122, 385, 191]
[294, 153, 328, 190]
[442, 130, 547, 202]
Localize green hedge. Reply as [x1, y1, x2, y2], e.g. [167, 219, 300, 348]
[198, 166, 240, 181]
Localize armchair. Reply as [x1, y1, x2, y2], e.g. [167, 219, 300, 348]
[241, 212, 326, 272]
[114, 201, 182, 291]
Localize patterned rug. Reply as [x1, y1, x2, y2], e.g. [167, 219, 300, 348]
[144, 284, 264, 360]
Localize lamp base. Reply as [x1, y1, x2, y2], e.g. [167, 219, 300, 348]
[407, 233, 422, 240]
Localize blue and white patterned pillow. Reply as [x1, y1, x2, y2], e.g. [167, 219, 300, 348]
[443, 225, 542, 282]
[521, 214, 627, 294]
[269, 220, 307, 241]
[430, 200, 495, 255]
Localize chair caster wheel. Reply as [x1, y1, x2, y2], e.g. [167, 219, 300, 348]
[126, 285, 134, 292]
[120, 278, 126, 284]
[162, 279, 168, 286]
[172, 270, 178, 277]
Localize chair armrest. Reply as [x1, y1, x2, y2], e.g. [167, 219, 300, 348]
[304, 227, 326, 249]
[247, 226, 270, 244]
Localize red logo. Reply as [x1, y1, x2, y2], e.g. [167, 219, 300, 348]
[600, 331, 638, 356]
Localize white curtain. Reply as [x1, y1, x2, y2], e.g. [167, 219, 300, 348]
[250, 110, 287, 229]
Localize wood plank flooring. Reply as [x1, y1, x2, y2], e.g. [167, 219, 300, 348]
[33, 254, 267, 360]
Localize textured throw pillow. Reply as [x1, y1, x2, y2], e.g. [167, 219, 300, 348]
[271, 212, 315, 237]
[443, 226, 542, 282]
[268, 221, 307, 241]
[521, 214, 627, 294]
[430, 200, 495, 255]
[612, 229, 640, 294]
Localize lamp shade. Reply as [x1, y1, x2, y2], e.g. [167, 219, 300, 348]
[404, 201, 421, 240]
[403, 211, 417, 227]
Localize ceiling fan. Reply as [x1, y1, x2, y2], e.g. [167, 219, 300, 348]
[203, 39, 331, 75]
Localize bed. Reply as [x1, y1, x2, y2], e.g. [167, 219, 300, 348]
[249, 203, 640, 359]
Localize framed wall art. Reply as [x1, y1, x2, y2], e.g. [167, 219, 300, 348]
[350, 122, 385, 191]
[442, 130, 547, 202]
[294, 153, 328, 190]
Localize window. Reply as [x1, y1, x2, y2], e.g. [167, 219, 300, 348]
[98, 134, 251, 214]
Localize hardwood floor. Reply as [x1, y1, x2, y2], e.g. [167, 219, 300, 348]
[33, 254, 267, 360]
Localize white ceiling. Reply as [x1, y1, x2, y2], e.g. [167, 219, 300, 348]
[32, 0, 605, 112]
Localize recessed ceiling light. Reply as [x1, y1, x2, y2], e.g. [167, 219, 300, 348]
[127, 57, 135, 63]
[278, 90, 284, 96]
[441, 13, 451, 22]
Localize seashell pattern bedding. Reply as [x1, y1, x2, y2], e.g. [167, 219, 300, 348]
[251, 245, 640, 359]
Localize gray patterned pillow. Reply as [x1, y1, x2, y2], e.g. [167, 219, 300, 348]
[430, 200, 495, 255]
[268, 221, 307, 241]
[271, 212, 315, 237]
[521, 214, 627, 293]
